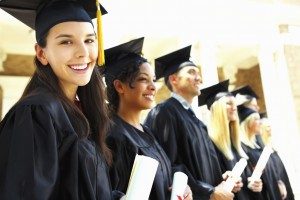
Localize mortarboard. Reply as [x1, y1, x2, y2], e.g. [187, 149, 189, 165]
[154, 45, 196, 80]
[231, 85, 259, 99]
[103, 37, 145, 78]
[198, 79, 231, 109]
[237, 105, 257, 123]
[0, 0, 107, 66]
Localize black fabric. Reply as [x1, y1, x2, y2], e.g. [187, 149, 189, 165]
[107, 115, 172, 200]
[237, 105, 257, 123]
[231, 85, 259, 99]
[103, 37, 144, 77]
[144, 97, 223, 200]
[154, 46, 196, 80]
[198, 79, 230, 109]
[213, 143, 264, 200]
[270, 151, 295, 200]
[0, 88, 116, 200]
[0, 0, 107, 43]
[242, 143, 282, 200]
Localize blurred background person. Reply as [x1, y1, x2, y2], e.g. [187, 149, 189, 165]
[198, 80, 264, 200]
[260, 113, 294, 200]
[145, 46, 234, 200]
[238, 105, 286, 200]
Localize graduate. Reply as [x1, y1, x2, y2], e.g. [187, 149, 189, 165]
[232, 85, 260, 112]
[231, 86, 264, 148]
[238, 106, 285, 200]
[103, 38, 192, 200]
[260, 114, 295, 200]
[198, 80, 264, 200]
[0, 0, 122, 199]
[144, 46, 236, 200]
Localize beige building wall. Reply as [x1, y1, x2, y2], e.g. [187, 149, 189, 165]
[284, 45, 300, 130]
[0, 76, 30, 119]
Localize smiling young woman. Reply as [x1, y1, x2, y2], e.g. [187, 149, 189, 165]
[0, 0, 122, 199]
[103, 38, 192, 200]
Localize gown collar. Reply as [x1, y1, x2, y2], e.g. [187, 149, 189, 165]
[171, 92, 194, 112]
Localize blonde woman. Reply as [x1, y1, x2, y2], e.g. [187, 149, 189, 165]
[239, 106, 285, 200]
[260, 116, 294, 200]
[199, 80, 263, 200]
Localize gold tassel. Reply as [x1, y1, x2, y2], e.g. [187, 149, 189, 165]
[96, 0, 105, 66]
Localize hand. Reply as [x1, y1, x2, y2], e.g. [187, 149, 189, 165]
[210, 181, 234, 200]
[278, 180, 287, 200]
[232, 177, 243, 193]
[183, 185, 193, 200]
[222, 171, 243, 193]
[222, 171, 232, 181]
[247, 177, 263, 192]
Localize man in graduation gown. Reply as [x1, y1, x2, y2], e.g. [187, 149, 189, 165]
[144, 46, 235, 200]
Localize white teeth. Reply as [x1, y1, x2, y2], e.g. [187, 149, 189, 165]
[144, 94, 154, 100]
[69, 64, 88, 70]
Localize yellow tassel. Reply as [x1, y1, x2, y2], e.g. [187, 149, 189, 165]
[96, 0, 105, 66]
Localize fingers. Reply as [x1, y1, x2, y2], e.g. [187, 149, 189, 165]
[247, 178, 263, 192]
[222, 171, 232, 180]
[183, 185, 193, 200]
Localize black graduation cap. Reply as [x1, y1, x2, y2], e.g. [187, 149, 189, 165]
[198, 79, 231, 109]
[237, 105, 257, 123]
[0, 0, 107, 55]
[103, 37, 145, 78]
[231, 85, 259, 99]
[154, 45, 197, 80]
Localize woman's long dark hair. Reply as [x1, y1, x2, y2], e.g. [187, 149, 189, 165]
[105, 57, 148, 114]
[21, 34, 112, 164]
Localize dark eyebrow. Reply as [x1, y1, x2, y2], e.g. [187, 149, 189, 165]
[55, 33, 96, 39]
[139, 72, 156, 79]
[55, 34, 72, 39]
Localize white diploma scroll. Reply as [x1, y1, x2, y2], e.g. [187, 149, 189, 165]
[170, 172, 188, 200]
[224, 158, 248, 192]
[125, 154, 159, 200]
[250, 146, 273, 180]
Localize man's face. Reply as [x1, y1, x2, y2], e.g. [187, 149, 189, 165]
[172, 66, 202, 97]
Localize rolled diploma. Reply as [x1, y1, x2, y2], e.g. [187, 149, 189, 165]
[250, 146, 273, 180]
[224, 158, 248, 192]
[170, 172, 188, 200]
[125, 154, 159, 200]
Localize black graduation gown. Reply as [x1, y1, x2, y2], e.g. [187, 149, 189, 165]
[270, 151, 295, 200]
[255, 135, 295, 199]
[107, 115, 172, 200]
[0, 88, 118, 200]
[213, 144, 264, 200]
[144, 97, 223, 200]
[241, 143, 282, 200]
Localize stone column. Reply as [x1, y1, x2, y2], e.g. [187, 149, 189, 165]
[258, 27, 300, 196]
[192, 41, 219, 124]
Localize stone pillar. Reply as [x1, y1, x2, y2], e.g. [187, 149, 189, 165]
[192, 41, 219, 124]
[258, 29, 300, 197]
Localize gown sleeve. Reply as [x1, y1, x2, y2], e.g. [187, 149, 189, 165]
[144, 107, 215, 199]
[271, 152, 295, 200]
[107, 132, 137, 194]
[0, 105, 60, 200]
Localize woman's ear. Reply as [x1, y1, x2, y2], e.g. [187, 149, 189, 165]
[35, 44, 48, 65]
[113, 80, 125, 94]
